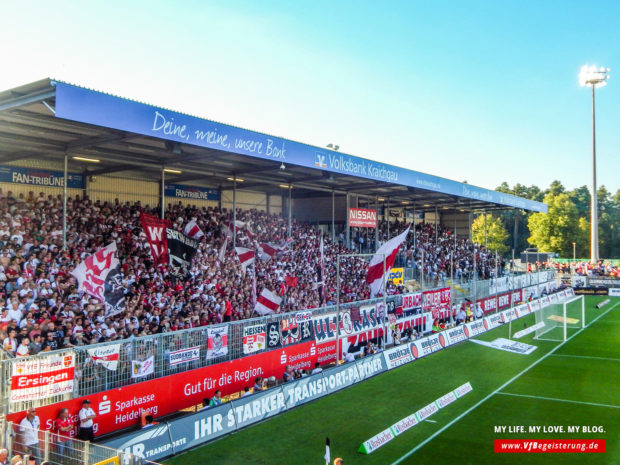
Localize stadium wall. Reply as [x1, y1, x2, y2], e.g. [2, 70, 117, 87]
[221, 189, 282, 214]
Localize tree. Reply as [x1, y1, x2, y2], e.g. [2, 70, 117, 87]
[527, 192, 584, 256]
[471, 214, 509, 254]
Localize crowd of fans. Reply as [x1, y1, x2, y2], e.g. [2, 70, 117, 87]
[0, 190, 505, 354]
[552, 260, 620, 277]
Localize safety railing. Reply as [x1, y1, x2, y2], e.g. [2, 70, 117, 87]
[0, 418, 146, 465]
[0, 271, 554, 415]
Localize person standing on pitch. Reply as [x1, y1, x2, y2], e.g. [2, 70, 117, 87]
[78, 400, 96, 441]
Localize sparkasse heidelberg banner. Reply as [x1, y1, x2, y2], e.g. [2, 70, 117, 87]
[349, 208, 377, 228]
[6, 339, 336, 437]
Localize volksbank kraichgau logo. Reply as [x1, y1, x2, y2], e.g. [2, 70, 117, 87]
[315, 153, 327, 168]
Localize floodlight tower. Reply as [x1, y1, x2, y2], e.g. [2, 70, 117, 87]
[578, 65, 610, 264]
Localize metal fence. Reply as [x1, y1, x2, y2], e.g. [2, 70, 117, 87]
[0, 418, 144, 465]
[0, 270, 555, 415]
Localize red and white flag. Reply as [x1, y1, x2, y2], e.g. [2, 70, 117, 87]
[71, 242, 126, 316]
[245, 223, 256, 241]
[254, 288, 282, 315]
[235, 247, 255, 273]
[184, 219, 204, 240]
[257, 243, 280, 262]
[366, 226, 410, 297]
[87, 344, 121, 371]
[140, 212, 170, 266]
[222, 220, 246, 238]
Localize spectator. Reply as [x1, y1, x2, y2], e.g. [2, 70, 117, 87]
[141, 415, 155, 429]
[18, 407, 40, 464]
[3, 329, 17, 354]
[78, 400, 96, 441]
[209, 390, 222, 406]
[15, 338, 29, 357]
[253, 377, 264, 392]
[199, 398, 211, 411]
[0, 448, 8, 465]
[282, 365, 294, 383]
[54, 408, 73, 458]
[311, 362, 323, 375]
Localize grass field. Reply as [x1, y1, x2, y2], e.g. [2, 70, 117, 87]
[165, 295, 620, 465]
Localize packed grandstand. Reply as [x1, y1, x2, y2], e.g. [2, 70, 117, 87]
[0, 191, 512, 355]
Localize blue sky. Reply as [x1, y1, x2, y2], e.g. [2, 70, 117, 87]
[1, 0, 618, 193]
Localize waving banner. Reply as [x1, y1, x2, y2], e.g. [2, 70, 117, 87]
[71, 242, 125, 317]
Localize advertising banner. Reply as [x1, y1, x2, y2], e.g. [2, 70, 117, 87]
[388, 268, 404, 285]
[401, 292, 422, 312]
[462, 319, 486, 338]
[470, 337, 537, 355]
[167, 403, 234, 456]
[497, 293, 511, 310]
[442, 325, 468, 346]
[100, 423, 174, 461]
[410, 333, 444, 359]
[10, 352, 75, 403]
[229, 387, 287, 429]
[281, 373, 329, 409]
[484, 312, 504, 330]
[169, 347, 200, 367]
[422, 287, 451, 319]
[348, 208, 377, 228]
[312, 304, 382, 344]
[383, 345, 415, 369]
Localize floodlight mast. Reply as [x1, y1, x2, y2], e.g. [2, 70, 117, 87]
[578, 65, 610, 264]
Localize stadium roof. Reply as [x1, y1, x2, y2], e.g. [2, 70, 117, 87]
[0, 79, 547, 213]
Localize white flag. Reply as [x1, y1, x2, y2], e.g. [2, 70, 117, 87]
[235, 247, 255, 273]
[366, 226, 410, 297]
[254, 288, 282, 315]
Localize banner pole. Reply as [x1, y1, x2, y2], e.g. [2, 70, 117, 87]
[383, 253, 388, 350]
[336, 254, 341, 363]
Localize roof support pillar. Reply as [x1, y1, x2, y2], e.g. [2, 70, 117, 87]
[160, 168, 165, 220]
[346, 192, 350, 248]
[233, 180, 237, 248]
[331, 190, 335, 243]
[63, 153, 68, 249]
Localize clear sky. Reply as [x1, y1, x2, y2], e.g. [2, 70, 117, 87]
[1, 0, 618, 193]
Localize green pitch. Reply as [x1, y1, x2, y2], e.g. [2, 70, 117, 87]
[165, 296, 620, 465]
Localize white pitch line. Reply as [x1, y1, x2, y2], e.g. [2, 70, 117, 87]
[551, 353, 620, 363]
[424, 420, 437, 423]
[390, 300, 620, 465]
[496, 391, 620, 410]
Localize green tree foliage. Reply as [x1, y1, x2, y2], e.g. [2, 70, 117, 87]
[496, 181, 620, 259]
[527, 193, 584, 256]
[471, 214, 509, 254]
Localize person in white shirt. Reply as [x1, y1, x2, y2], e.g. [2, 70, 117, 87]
[15, 338, 29, 357]
[78, 400, 96, 441]
[19, 407, 40, 463]
[311, 362, 323, 375]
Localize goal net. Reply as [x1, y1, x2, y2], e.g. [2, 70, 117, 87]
[534, 295, 585, 342]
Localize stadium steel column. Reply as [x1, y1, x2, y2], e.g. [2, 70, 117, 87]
[332, 190, 335, 242]
[435, 206, 438, 245]
[386, 198, 390, 238]
[62, 153, 68, 249]
[579, 65, 610, 264]
[336, 254, 341, 362]
[288, 185, 292, 238]
[484, 211, 487, 249]
[346, 193, 350, 248]
[233, 180, 237, 247]
[375, 196, 379, 252]
[160, 168, 165, 219]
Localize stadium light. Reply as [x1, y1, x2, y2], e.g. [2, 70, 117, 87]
[279, 184, 293, 189]
[579, 64, 610, 263]
[163, 168, 182, 174]
[226, 177, 244, 182]
[72, 156, 100, 163]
